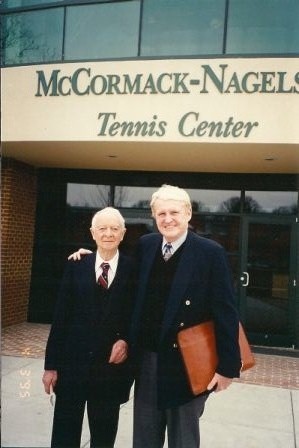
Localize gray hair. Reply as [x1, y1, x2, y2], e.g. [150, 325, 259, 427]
[91, 207, 125, 229]
[150, 184, 192, 213]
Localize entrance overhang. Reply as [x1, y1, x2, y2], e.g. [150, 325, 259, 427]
[2, 57, 299, 174]
[3, 140, 299, 174]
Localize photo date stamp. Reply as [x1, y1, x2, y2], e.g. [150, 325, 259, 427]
[19, 368, 31, 398]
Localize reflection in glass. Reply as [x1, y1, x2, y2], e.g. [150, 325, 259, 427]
[245, 191, 298, 214]
[67, 184, 111, 208]
[191, 214, 240, 283]
[114, 186, 159, 208]
[227, 0, 299, 54]
[141, 0, 225, 56]
[2, 9, 63, 64]
[2, 0, 64, 7]
[65, 186, 155, 256]
[186, 189, 241, 213]
[114, 187, 241, 212]
[64, 1, 140, 60]
[246, 223, 291, 335]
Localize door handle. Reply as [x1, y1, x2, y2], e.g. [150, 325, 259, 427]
[240, 272, 249, 287]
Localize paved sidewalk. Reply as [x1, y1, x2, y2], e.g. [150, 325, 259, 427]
[2, 322, 299, 389]
[1, 323, 299, 447]
[2, 355, 299, 448]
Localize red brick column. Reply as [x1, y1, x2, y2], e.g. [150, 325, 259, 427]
[1, 158, 37, 327]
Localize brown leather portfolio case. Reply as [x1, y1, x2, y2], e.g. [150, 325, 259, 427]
[177, 321, 255, 395]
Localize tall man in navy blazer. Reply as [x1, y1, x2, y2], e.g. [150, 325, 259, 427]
[130, 185, 241, 448]
[42, 207, 134, 448]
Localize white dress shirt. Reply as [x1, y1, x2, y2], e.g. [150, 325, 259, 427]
[95, 251, 119, 288]
[162, 230, 188, 256]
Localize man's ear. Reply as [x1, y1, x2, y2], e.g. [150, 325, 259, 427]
[187, 207, 192, 222]
[121, 228, 127, 241]
[90, 227, 96, 240]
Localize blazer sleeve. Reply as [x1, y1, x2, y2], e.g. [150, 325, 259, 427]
[44, 261, 73, 370]
[114, 256, 137, 344]
[209, 244, 242, 378]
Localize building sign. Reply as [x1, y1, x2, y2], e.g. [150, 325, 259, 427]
[35, 65, 299, 97]
[2, 58, 299, 144]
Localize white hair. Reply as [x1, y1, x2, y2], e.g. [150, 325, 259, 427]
[150, 184, 192, 212]
[91, 207, 125, 229]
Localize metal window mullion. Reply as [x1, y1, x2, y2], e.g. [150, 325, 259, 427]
[222, 0, 230, 55]
[61, 6, 67, 60]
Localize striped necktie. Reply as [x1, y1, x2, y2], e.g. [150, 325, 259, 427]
[98, 262, 110, 289]
[163, 243, 173, 261]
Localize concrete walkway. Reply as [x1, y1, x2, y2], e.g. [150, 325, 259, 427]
[2, 355, 298, 448]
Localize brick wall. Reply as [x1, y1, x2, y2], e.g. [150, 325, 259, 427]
[2, 158, 37, 327]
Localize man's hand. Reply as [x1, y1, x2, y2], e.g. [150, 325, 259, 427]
[109, 340, 128, 364]
[42, 370, 58, 394]
[207, 372, 233, 393]
[67, 248, 92, 261]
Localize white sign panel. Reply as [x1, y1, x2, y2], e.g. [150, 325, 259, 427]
[2, 58, 299, 144]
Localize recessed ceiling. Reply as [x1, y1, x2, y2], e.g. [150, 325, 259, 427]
[3, 140, 299, 174]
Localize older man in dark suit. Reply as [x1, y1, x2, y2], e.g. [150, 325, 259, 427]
[42, 207, 134, 448]
[130, 185, 241, 448]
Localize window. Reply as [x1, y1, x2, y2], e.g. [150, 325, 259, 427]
[226, 0, 299, 54]
[1, 0, 65, 7]
[141, 0, 226, 56]
[2, 0, 299, 66]
[114, 186, 159, 208]
[64, 1, 140, 60]
[185, 189, 241, 213]
[245, 191, 298, 214]
[191, 214, 240, 282]
[67, 183, 112, 208]
[2, 8, 63, 64]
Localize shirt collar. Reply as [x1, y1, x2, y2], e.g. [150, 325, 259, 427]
[162, 230, 188, 253]
[95, 250, 119, 275]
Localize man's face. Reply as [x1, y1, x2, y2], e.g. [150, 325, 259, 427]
[153, 199, 191, 242]
[90, 215, 126, 252]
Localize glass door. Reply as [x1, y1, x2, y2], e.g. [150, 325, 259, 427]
[240, 216, 297, 347]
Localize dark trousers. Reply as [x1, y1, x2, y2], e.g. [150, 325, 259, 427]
[51, 386, 120, 448]
[133, 351, 208, 448]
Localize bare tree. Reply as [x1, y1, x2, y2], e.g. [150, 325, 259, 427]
[133, 200, 150, 208]
[218, 196, 263, 213]
[114, 186, 129, 207]
[86, 185, 129, 208]
[192, 200, 207, 212]
[1, 15, 39, 64]
[88, 185, 111, 207]
[272, 204, 298, 215]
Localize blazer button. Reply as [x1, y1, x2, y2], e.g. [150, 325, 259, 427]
[173, 343, 178, 348]
[179, 322, 185, 327]
[185, 300, 191, 305]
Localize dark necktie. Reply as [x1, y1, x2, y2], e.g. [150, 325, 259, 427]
[163, 243, 173, 261]
[98, 262, 110, 289]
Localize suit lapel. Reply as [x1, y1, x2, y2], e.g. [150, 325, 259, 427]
[106, 253, 127, 298]
[74, 253, 97, 323]
[83, 252, 97, 298]
[99, 253, 129, 322]
[138, 236, 161, 301]
[131, 235, 161, 341]
[160, 232, 196, 341]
